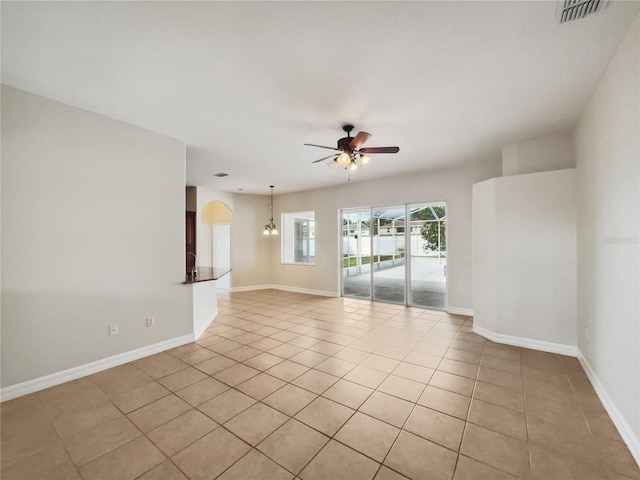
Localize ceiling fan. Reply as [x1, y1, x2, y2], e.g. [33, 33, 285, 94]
[305, 125, 399, 172]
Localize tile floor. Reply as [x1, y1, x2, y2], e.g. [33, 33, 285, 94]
[2, 290, 639, 480]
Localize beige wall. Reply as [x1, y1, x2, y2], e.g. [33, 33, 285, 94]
[231, 158, 502, 311]
[574, 15, 639, 454]
[1, 86, 192, 387]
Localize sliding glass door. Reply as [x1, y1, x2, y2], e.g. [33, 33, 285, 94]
[372, 207, 406, 304]
[407, 202, 446, 309]
[341, 209, 371, 300]
[341, 203, 446, 310]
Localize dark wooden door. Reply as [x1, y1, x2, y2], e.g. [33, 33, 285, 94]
[186, 211, 196, 273]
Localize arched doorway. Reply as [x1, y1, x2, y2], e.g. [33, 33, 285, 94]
[200, 200, 232, 289]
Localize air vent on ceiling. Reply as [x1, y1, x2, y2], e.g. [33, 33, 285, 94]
[557, 0, 608, 24]
[213, 172, 229, 177]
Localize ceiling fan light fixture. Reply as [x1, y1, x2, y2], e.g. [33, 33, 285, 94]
[349, 160, 359, 171]
[360, 155, 372, 167]
[337, 152, 351, 166]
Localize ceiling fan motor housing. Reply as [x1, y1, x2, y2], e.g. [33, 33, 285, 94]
[337, 137, 353, 152]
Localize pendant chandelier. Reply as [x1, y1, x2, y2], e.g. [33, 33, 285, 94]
[263, 185, 278, 235]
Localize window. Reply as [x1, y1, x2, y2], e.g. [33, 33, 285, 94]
[282, 211, 315, 264]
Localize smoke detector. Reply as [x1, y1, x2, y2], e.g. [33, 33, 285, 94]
[556, 0, 609, 24]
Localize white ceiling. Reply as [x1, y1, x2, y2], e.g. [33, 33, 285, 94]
[2, 1, 638, 194]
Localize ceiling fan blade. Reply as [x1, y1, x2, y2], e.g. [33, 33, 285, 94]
[312, 154, 338, 163]
[359, 146, 400, 154]
[349, 131, 372, 149]
[304, 143, 341, 152]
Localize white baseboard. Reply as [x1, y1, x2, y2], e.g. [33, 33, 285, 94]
[577, 351, 640, 467]
[231, 284, 338, 298]
[194, 308, 218, 340]
[447, 306, 474, 316]
[0, 334, 195, 402]
[473, 324, 579, 357]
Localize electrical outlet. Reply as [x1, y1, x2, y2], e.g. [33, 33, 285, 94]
[109, 325, 118, 336]
[146, 317, 155, 327]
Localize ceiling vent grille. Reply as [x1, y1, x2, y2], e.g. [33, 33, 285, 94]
[557, 0, 608, 24]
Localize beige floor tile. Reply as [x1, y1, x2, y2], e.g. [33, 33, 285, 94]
[529, 444, 609, 480]
[208, 339, 244, 354]
[404, 405, 465, 451]
[244, 352, 286, 370]
[1, 407, 60, 468]
[157, 366, 207, 392]
[79, 436, 165, 480]
[127, 394, 191, 433]
[344, 365, 389, 389]
[250, 337, 283, 351]
[391, 362, 435, 384]
[429, 370, 475, 397]
[309, 340, 345, 356]
[137, 459, 188, 480]
[437, 358, 479, 379]
[378, 374, 426, 402]
[384, 431, 458, 480]
[110, 381, 170, 414]
[292, 369, 339, 394]
[594, 435, 640, 479]
[527, 413, 599, 464]
[473, 380, 525, 412]
[375, 344, 410, 361]
[334, 346, 372, 363]
[362, 354, 402, 373]
[258, 419, 329, 474]
[481, 355, 521, 375]
[288, 335, 321, 348]
[172, 427, 250, 480]
[214, 363, 261, 387]
[295, 397, 355, 436]
[335, 412, 400, 461]
[266, 359, 310, 382]
[263, 384, 318, 416]
[454, 454, 518, 480]
[224, 345, 262, 362]
[218, 449, 294, 479]
[177, 346, 219, 366]
[269, 342, 305, 359]
[359, 391, 414, 428]
[289, 349, 330, 368]
[90, 363, 152, 398]
[62, 415, 141, 466]
[233, 332, 264, 345]
[225, 402, 289, 446]
[375, 466, 410, 479]
[133, 353, 189, 379]
[322, 379, 374, 409]
[450, 339, 483, 353]
[1, 440, 80, 480]
[477, 366, 523, 390]
[193, 355, 237, 375]
[460, 423, 530, 479]
[236, 373, 286, 400]
[53, 400, 123, 441]
[468, 398, 527, 440]
[197, 388, 256, 423]
[418, 385, 470, 420]
[147, 409, 217, 456]
[300, 440, 380, 480]
[350, 338, 384, 353]
[443, 348, 482, 365]
[175, 377, 229, 406]
[270, 330, 300, 342]
[314, 357, 354, 377]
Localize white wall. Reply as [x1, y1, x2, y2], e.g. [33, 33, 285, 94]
[1, 86, 192, 387]
[502, 135, 574, 176]
[231, 159, 502, 310]
[473, 169, 577, 351]
[574, 15, 639, 455]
